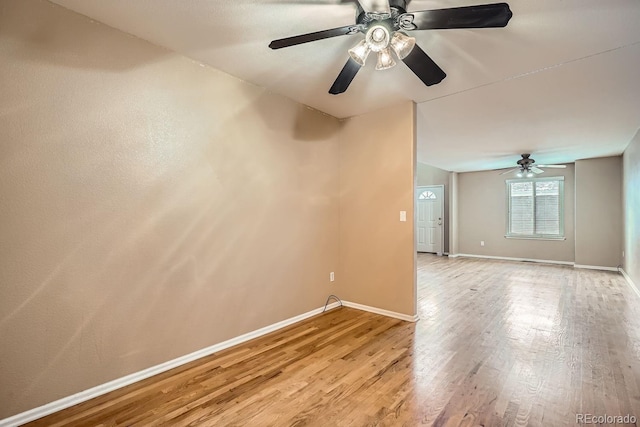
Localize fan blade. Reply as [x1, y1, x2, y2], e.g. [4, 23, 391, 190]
[537, 164, 566, 168]
[531, 167, 544, 174]
[398, 3, 513, 31]
[269, 25, 360, 49]
[357, 0, 390, 14]
[329, 58, 361, 95]
[401, 44, 446, 86]
[499, 168, 518, 175]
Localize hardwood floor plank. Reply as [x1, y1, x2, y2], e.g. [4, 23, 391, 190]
[24, 254, 640, 426]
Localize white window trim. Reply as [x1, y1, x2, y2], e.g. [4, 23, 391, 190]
[505, 176, 565, 240]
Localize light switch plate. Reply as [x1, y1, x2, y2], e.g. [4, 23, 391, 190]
[400, 211, 407, 222]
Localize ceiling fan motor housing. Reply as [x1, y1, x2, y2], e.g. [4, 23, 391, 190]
[517, 154, 535, 168]
[356, 0, 408, 26]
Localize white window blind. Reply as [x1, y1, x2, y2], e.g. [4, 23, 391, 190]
[506, 177, 564, 239]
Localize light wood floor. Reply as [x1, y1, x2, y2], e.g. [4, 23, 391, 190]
[27, 254, 640, 426]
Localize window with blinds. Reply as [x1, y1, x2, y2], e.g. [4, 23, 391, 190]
[506, 177, 564, 239]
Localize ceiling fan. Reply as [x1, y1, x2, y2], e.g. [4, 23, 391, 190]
[268, 0, 513, 95]
[499, 154, 567, 177]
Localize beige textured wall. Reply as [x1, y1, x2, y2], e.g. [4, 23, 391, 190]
[575, 156, 623, 268]
[0, 0, 342, 418]
[416, 162, 450, 187]
[416, 162, 450, 253]
[623, 132, 640, 285]
[338, 102, 416, 316]
[458, 165, 576, 262]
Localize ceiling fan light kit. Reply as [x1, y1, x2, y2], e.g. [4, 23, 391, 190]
[269, 0, 513, 94]
[348, 39, 371, 66]
[375, 47, 397, 70]
[366, 25, 391, 52]
[349, 24, 412, 70]
[516, 171, 534, 178]
[390, 31, 416, 60]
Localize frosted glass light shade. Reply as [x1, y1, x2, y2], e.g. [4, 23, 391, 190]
[375, 48, 396, 70]
[365, 25, 390, 52]
[348, 39, 371, 66]
[390, 32, 416, 59]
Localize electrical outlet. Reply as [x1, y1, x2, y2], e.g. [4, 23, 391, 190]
[399, 211, 407, 222]
[481, 241, 485, 246]
[330, 272, 335, 282]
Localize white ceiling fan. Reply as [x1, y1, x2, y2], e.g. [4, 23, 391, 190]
[499, 153, 566, 177]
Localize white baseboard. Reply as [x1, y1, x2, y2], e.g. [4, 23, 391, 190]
[0, 299, 417, 426]
[451, 254, 623, 273]
[574, 264, 619, 272]
[0, 301, 342, 427]
[342, 300, 419, 322]
[621, 269, 640, 298]
[454, 253, 574, 266]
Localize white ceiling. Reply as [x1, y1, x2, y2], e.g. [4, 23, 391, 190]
[50, 0, 640, 172]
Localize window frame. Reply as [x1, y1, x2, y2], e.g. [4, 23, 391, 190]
[505, 176, 565, 240]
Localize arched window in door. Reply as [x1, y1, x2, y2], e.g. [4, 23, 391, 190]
[418, 190, 437, 200]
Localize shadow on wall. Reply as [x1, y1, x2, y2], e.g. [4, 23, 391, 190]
[0, 80, 341, 416]
[1, 0, 167, 71]
[293, 105, 344, 141]
[0, 0, 341, 417]
[239, 87, 344, 141]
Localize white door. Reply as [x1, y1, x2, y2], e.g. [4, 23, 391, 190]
[416, 186, 444, 254]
